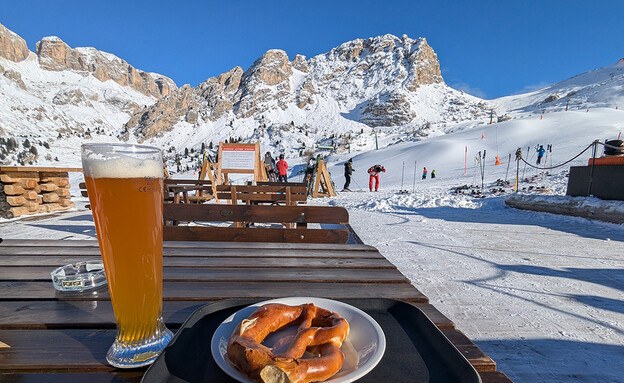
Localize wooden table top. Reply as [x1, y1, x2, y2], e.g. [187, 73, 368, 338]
[0, 239, 512, 382]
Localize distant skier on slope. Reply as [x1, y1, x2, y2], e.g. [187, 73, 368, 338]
[343, 158, 355, 191]
[367, 164, 385, 191]
[536, 145, 546, 165]
[276, 154, 288, 182]
[422, 167, 428, 180]
[431, 169, 436, 179]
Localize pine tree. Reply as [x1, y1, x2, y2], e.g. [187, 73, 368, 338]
[209, 141, 213, 149]
[23, 139, 31, 148]
[43, 142, 50, 149]
[30, 146, 38, 155]
[184, 148, 189, 157]
[201, 142, 205, 152]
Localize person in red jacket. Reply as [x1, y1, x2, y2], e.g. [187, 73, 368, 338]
[276, 154, 288, 182]
[367, 164, 385, 191]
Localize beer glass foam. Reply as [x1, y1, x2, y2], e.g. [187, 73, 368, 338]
[82, 144, 172, 368]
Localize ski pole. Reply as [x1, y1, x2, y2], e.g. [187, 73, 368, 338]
[400, 161, 405, 191]
[481, 150, 487, 190]
[412, 160, 417, 193]
[522, 146, 529, 179]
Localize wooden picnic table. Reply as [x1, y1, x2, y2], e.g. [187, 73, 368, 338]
[0, 239, 512, 382]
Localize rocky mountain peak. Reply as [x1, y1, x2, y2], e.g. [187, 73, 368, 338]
[123, 34, 488, 147]
[245, 49, 293, 86]
[0, 22, 30, 62]
[35, 35, 176, 98]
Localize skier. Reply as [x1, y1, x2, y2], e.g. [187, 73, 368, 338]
[264, 152, 277, 182]
[304, 156, 316, 185]
[536, 145, 546, 165]
[276, 154, 288, 182]
[422, 167, 428, 180]
[343, 158, 354, 191]
[431, 169, 436, 179]
[367, 164, 385, 191]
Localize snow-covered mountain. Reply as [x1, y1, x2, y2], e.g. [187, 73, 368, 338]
[0, 22, 176, 166]
[124, 34, 491, 156]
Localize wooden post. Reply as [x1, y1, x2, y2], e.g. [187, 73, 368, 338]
[312, 160, 336, 198]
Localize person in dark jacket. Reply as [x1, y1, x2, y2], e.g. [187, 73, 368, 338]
[343, 158, 355, 190]
[264, 151, 277, 182]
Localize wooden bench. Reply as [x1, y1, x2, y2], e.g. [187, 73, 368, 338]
[213, 183, 307, 206]
[163, 203, 350, 243]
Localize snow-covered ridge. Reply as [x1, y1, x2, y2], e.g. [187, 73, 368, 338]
[124, 33, 492, 161]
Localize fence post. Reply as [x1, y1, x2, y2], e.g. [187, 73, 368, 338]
[515, 148, 521, 192]
[587, 140, 599, 196]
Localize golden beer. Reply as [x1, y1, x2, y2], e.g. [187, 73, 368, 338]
[82, 144, 172, 368]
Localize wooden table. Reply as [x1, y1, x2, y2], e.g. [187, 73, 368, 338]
[0, 239, 512, 382]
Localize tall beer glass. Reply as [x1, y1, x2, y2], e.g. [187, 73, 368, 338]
[81, 143, 172, 368]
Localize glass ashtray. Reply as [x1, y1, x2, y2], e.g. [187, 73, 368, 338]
[51, 260, 107, 292]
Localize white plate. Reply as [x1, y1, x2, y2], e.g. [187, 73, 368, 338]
[211, 297, 386, 383]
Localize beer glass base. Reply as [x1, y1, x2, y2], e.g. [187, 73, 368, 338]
[106, 327, 173, 368]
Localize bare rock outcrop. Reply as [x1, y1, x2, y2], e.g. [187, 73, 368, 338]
[126, 34, 465, 141]
[124, 84, 198, 140]
[36, 36, 176, 98]
[361, 91, 416, 127]
[0, 22, 29, 62]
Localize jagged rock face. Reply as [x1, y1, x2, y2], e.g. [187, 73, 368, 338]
[0, 22, 29, 62]
[124, 84, 199, 139]
[361, 91, 416, 127]
[0, 64, 26, 89]
[36, 36, 176, 98]
[125, 34, 481, 142]
[236, 50, 293, 118]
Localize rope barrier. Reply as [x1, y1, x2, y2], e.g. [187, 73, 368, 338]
[518, 142, 595, 170]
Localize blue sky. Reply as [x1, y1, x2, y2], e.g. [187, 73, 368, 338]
[1, 0, 622, 99]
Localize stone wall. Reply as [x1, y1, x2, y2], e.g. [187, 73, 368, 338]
[0, 170, 75, 219]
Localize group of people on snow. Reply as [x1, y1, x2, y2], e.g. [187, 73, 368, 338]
[344, 159, 436, 192]
[422, 167, 435, 179]
[264, 152, 289, 182]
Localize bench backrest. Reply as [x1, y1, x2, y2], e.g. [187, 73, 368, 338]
[213, 184, 307, 205]
[163, 204, 349, 243]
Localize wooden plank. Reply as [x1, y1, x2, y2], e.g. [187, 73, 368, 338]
[0, 256, 394, 269]
[479, 371, 515, 383]
[0, 281, 427, 302]
[214, 193, 307, 202]
[0, 329, 116, 372]
[0, 166, 82, 172]
[0, 267, 408, 283]
[0, 239, 378, 252]
[441, 329, 497, 372]
[164, 226, 349, 244]
[412, 303, 455, 330]
[163, 204, 349, 224]
[2, 266, 406, 282]
[0, 300, 455, 331]
[215, 185, 307, 193]
[0, 246, 381, 259]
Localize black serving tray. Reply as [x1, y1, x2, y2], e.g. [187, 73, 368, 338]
[142, 299, 481, 383]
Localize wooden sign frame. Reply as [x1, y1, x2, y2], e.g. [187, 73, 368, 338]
[216, 142, 263, 184]
[312, 159, 336, 198]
